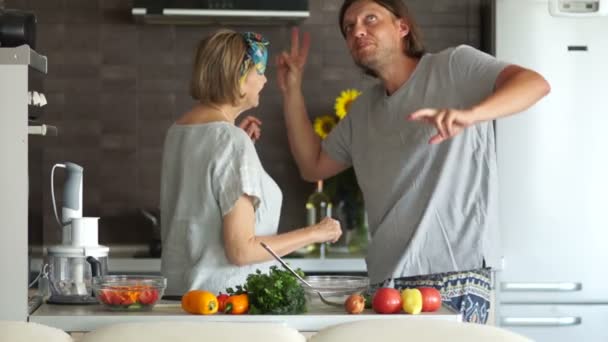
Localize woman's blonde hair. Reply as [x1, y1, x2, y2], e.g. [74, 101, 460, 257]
[190, 29, 249, 106]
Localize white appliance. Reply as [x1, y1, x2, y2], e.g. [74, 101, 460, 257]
[494, 0, 608, 341]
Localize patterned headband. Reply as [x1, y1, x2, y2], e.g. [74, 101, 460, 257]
[240, 32, 269, 80]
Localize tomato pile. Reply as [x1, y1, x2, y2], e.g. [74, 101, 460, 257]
[97, 285, 160, 310]
[344, 287, 443, 315]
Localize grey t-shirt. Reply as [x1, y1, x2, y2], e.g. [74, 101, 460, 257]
[323, 45, 509, 284]
[160, 122, 281, 295]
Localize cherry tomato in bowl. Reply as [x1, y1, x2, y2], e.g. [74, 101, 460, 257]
[93, 275, 166, 311]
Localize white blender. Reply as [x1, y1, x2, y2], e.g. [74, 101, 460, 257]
[44, 162, 109, 304]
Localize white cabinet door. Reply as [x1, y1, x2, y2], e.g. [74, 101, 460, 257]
[495, 0, 608, 302]
[500, 304, 608, 342]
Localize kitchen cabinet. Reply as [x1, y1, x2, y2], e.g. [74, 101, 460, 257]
[0, 45, 47, 321]
[29, 301, 461, 333]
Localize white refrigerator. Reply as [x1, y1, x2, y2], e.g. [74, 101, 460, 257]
[493, 0, 608, 341]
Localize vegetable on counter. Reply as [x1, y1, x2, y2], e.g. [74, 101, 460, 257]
[401, 288, 423, 315]
[217, 293, 229, 312]
[228, 266, 306, 315]
[372, 288, 402, 314]
[224, 293, 249, 315]
[97, 286, 160, 310]
[181, 290, 219, 315]
[418, 287, 442, 312]
[368, 286, 442, 315]
[344, 294, 365, 314]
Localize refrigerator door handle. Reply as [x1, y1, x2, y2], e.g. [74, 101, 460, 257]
[501, 316, 582, 327]
[501, 282, 582, 292]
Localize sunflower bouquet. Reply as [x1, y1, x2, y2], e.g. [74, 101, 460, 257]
[312, 89, 368, 253]
[313, 89, 361, 139]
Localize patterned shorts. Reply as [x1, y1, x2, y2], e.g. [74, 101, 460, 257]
[368, 268, 493, 324]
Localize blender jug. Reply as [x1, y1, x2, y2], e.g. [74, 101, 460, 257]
[45, 246, 108, 304]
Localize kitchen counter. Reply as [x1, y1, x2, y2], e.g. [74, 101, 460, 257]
[31, 256, 367, 275]
[29, 301, 461, 333]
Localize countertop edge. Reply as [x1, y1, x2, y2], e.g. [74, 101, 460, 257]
[29, 304, 461, 332]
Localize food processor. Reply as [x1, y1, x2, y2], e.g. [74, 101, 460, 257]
[43, 162, 109, 304]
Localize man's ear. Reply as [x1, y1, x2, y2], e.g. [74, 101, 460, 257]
[397, 18, 410, 38]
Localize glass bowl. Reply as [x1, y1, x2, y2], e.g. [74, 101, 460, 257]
[303, 275, 369, 307]
[92, 275, 166, 311]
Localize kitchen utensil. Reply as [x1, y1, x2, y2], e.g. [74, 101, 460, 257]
[302, 275, 369, 306]
[139, 208, 162, 257]
[92, 275, 166, 311]
[44, 162, 110, 304]
[45, 251, 108, 304]
[51, 162, 82, 241]
[259, 242, 343, 307]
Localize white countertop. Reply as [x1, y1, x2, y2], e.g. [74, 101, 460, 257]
[29, 301, 461, 332]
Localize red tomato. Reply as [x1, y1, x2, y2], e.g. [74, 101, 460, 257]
[372, 288, 402, 314]
[97, 289, 113, 305]
[418, 287, 442, 312]
[139, 289, 159, 305]
[118, 292, 135, 306]
[217, 293, 229, 312]
[101, 290, 124, 306]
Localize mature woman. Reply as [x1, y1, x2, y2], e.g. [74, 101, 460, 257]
[160, 30, 342, 295]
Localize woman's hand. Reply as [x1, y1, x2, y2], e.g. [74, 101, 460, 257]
[407, 108, 478, 144]
[238, 116, 262, 143]
[312, 216, 342, 243]
[276, 27, 310, 94]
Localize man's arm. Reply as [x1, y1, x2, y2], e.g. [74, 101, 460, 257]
[471, 65, 551, 122]
[277, 28, 348, 181]
[282, 83, 348, 181]
[408, 65, 551, 144]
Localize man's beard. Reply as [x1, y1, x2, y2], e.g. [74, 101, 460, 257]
[354, 59, 379, 78]
[352, 48, 385, 78]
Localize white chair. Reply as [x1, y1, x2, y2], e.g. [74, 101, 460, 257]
[0, 321, 72, 342]
[309, 319, 532, 342]
[79, 321, 306, 342]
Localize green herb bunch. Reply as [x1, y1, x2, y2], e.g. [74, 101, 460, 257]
[232, 266, 307, 315]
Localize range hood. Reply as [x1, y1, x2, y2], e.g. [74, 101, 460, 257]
[132, 0, 309, 25]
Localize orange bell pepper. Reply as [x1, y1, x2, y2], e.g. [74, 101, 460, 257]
[224, 294, 249, 315]
[181, 290, 218, 315]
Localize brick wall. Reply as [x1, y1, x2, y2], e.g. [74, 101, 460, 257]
[7, 0, 484, 248]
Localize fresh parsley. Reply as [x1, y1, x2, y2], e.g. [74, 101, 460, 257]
[227, 266, 307, 315]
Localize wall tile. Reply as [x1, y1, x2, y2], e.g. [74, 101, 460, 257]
[101, 25, 138, 65]
[101, 65, 137, 92]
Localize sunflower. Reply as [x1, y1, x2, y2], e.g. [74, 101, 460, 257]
[313, 115, 337, 139]
[334, 89, 362, 120]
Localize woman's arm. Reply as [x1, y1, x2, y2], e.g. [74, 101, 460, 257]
[222, 195, 341, 266]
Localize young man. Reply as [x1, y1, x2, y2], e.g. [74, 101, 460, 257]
[276, 0, 550, 323]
